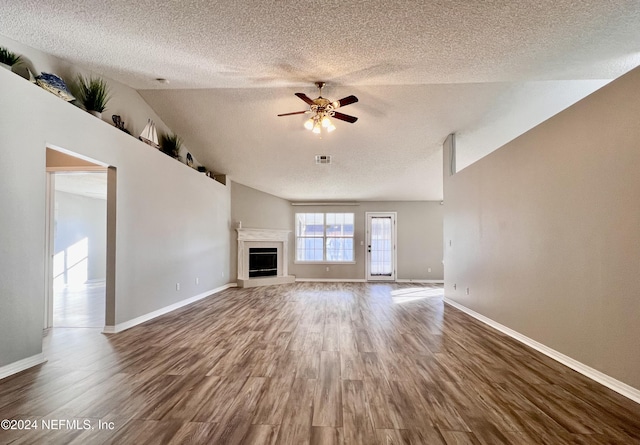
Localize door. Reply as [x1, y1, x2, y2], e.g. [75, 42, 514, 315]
[366, 212, 397, 281]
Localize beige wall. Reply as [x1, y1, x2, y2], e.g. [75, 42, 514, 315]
[47, 149, 103, 169]
[229, 181, 292, 280]
[230, 182, 443, 281]
[443, 66, 640, 390]
[289, 202, 443, 281]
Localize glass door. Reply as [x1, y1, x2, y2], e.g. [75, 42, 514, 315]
[366, 212, 397, 281]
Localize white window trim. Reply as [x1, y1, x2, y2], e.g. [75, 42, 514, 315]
[293, 261, 357, 265]
[295, 212, 355, 263]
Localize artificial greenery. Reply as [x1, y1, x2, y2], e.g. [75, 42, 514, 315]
[76, 75, 111, 112]
[160, 133, 182, 159]
[0, 47, 21, 66]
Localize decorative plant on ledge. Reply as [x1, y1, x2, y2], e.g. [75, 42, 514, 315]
[160, 133, 182, 159]
[76, 75, 111, 118]
[0, 47, 22, 69]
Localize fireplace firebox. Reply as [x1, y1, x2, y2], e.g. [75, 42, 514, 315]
[248, 248, 278, 278]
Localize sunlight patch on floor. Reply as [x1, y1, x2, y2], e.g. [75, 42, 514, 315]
[391, 287, 443, 303]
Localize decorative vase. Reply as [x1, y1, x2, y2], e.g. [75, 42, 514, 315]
[88, 110, 102, 119]
[35, 73, 75, 101]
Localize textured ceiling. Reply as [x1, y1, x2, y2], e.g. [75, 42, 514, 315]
[2, 1, 640, 200]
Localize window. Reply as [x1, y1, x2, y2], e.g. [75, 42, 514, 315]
[295, 213, 354, 262]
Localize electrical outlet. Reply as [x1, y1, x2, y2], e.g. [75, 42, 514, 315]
[221, 271, 224, 277]
[453, 283, 457, 290]
[466, 287, 470, 295]
[428, 267, 431, 273]
[326, 266, 330, 272]
[195, 277, 199, 285]
[176, 283, 180, 291]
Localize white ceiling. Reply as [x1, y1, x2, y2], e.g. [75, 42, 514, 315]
[2, 1, 639, 200]
[54, 172, 107, 200]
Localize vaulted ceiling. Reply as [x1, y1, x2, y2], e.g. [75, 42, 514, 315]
[2, 1, 639, 200]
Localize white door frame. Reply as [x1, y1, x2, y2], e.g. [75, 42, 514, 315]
[44, 172, 55, 328]
[365, 212, 397, 281]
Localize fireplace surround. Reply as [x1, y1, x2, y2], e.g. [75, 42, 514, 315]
[236, 228, 295, 288]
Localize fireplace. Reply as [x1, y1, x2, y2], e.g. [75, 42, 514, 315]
[249, 248, 277, 277]
[236, 228, 295, 288]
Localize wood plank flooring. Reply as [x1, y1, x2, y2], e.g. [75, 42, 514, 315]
[1, 282, 639, 444]
[53, 281, 105, 328]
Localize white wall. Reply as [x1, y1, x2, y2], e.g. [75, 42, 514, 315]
[443, 66, 640, 390]
[0, 64, 230, 369]
[54, 190, 107, 284]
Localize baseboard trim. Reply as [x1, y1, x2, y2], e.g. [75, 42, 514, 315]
[294, 278, 444, 284]
[0, 353, 47, 381]
[103, 283, 237, 334]
[444, 298, 640, 405]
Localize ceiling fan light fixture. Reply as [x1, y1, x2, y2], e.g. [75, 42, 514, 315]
[280, 82, 358, 134]
[304, 118, 314, 130]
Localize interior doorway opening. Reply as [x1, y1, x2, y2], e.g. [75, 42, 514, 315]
[52, 171, 107, 327]
[45, 148, 116, 330]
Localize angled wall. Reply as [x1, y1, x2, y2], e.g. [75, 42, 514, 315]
[0, 65, 230, 371]
[443, 66, 640, 391]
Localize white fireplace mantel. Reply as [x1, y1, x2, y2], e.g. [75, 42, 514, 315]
[237, 228, 290, 243]
[236, 228, 295, 288]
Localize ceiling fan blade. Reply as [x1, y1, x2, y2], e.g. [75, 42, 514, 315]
[295, 93, 315, 106]
[333, 112, 358, 123]
[332, 95, 359, 109]
[277, 111, 310, 117]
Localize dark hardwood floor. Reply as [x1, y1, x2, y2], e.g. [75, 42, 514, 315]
[1, 282, 639, 444]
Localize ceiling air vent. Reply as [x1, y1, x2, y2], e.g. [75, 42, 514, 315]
[315, 155, 331, 164]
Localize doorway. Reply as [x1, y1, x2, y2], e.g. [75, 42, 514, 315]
[51, 171, 107, 327]
[366, 212, 397, 281]
[44, 147, 115, 330]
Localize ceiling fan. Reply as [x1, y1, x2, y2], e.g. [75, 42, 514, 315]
[278, 82, 359, 133]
